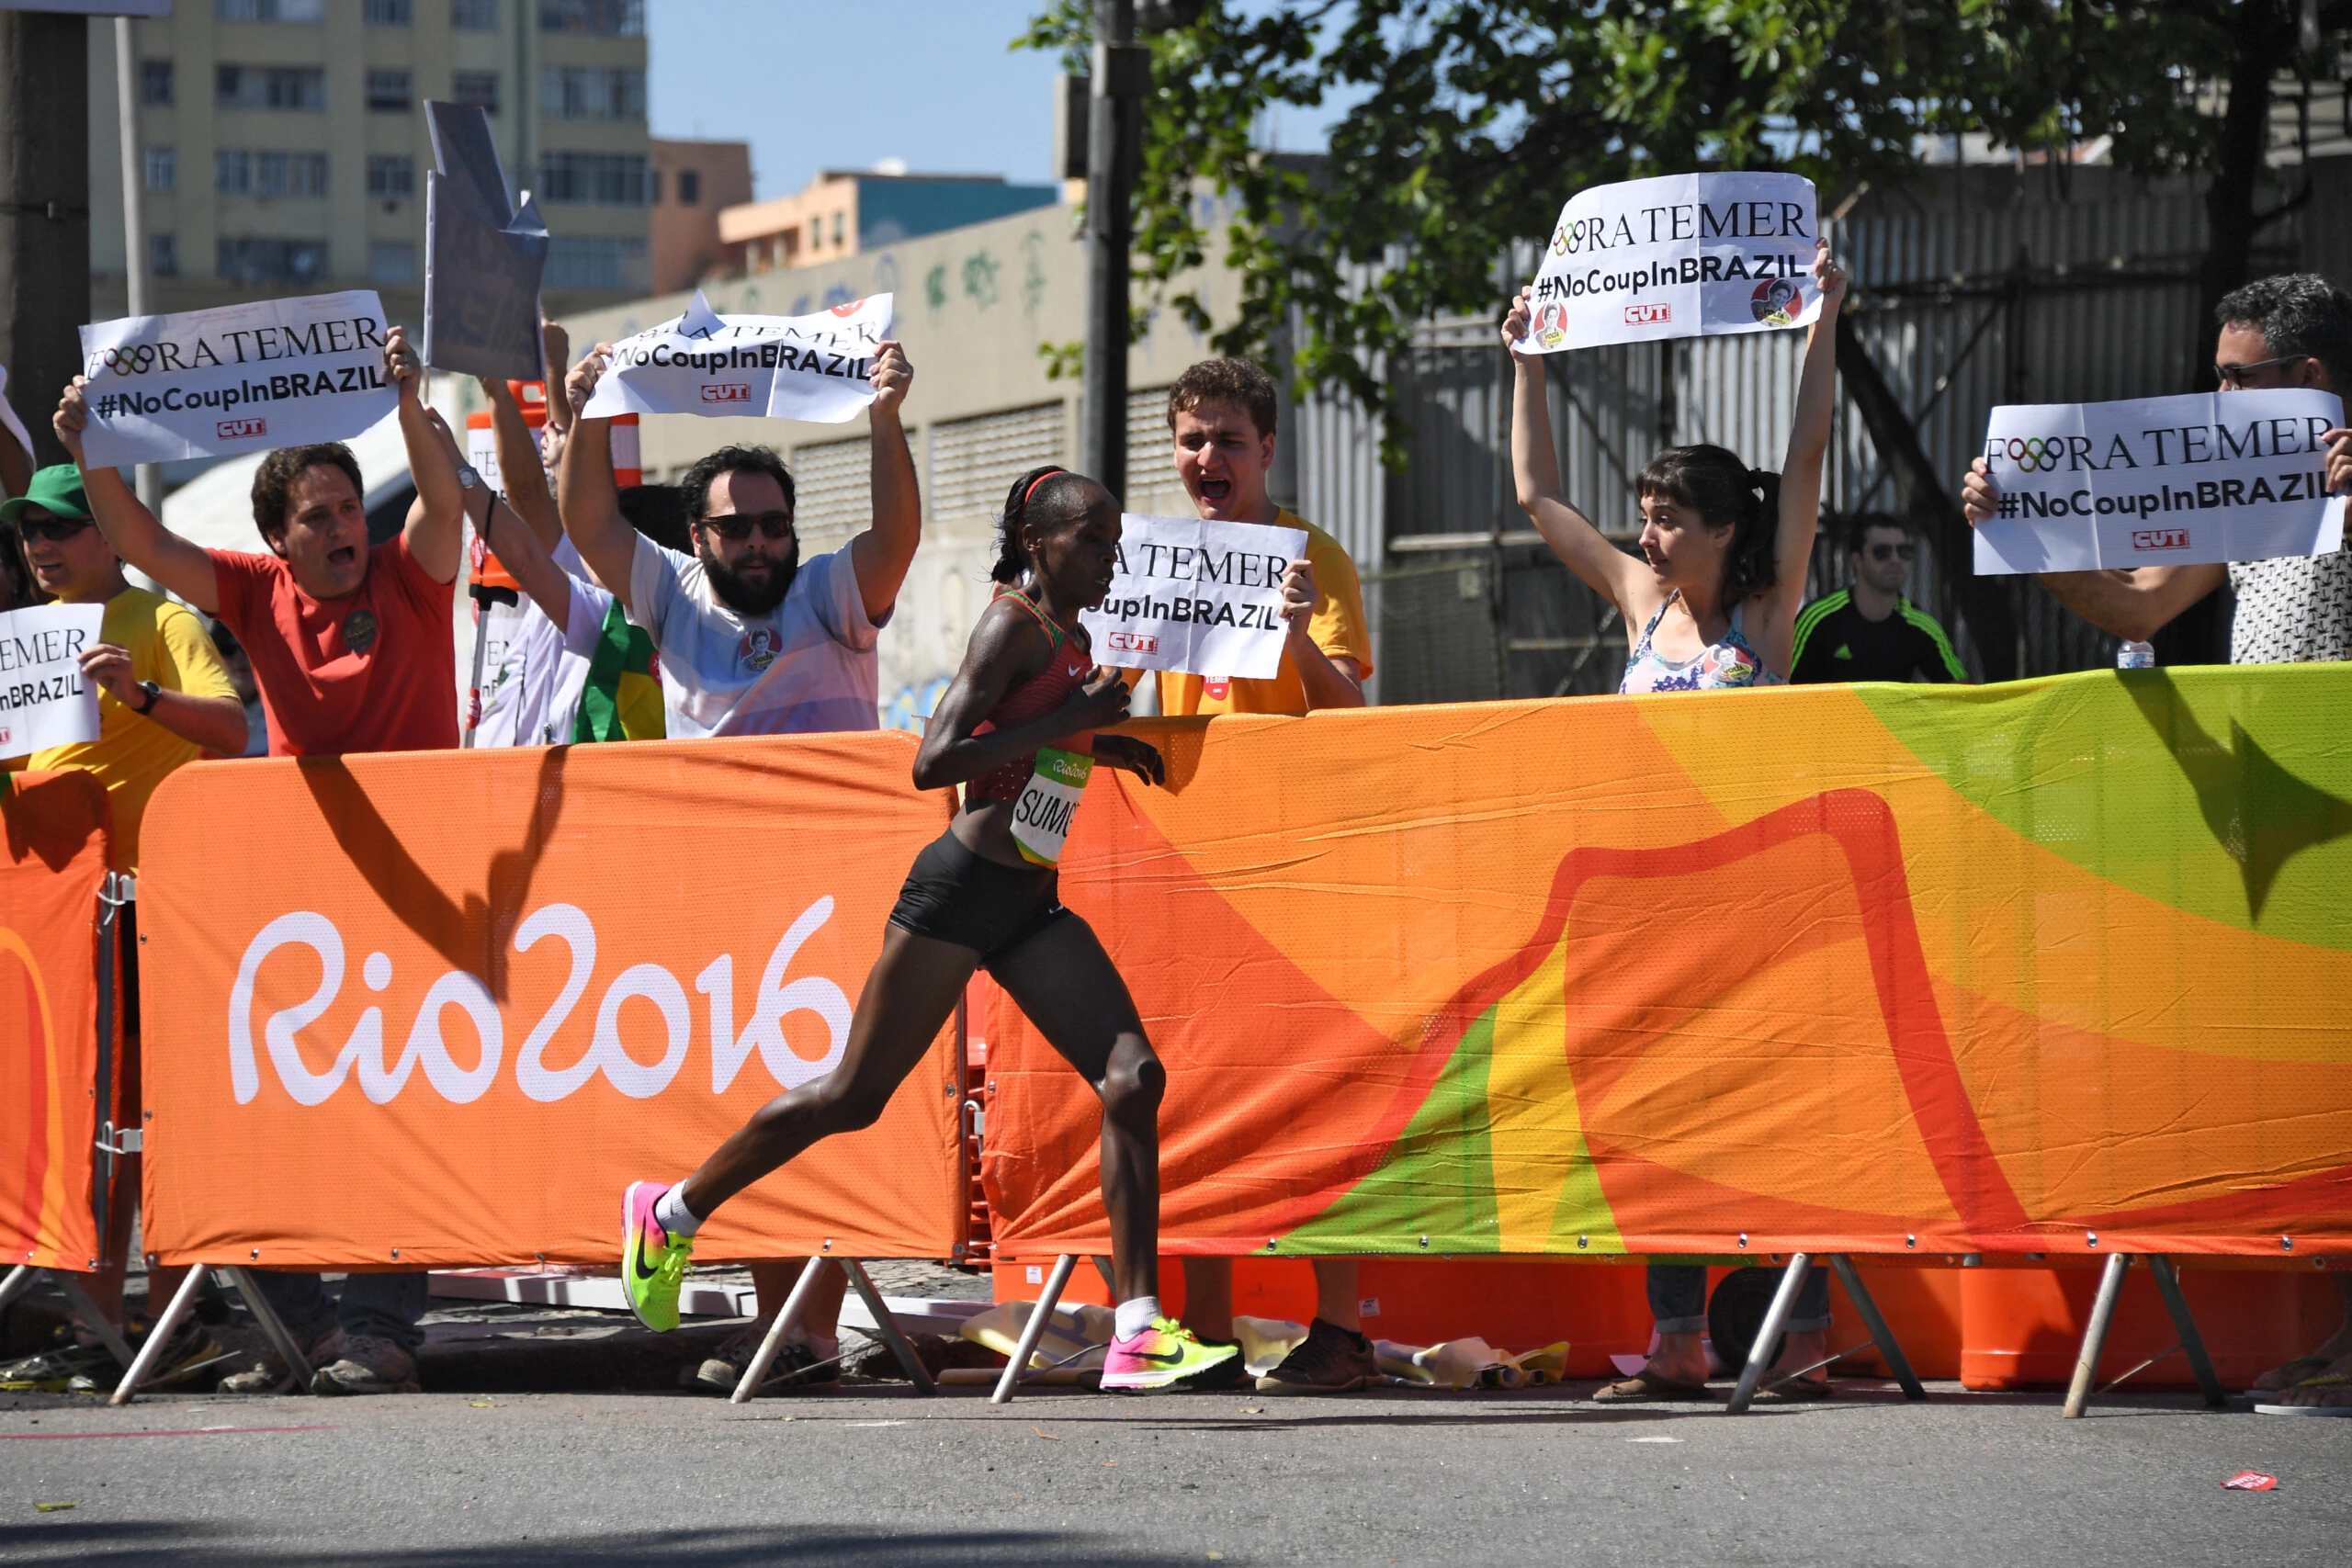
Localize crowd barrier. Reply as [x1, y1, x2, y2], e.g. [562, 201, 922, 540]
[981, 666, 2352, 1261]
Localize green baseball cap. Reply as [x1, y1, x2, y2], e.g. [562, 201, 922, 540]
[0, 465, 93, 526]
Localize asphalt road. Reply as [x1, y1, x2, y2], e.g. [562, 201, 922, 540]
[3, 1380, 2345, 1566]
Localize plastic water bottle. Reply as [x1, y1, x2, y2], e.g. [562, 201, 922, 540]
[2117, 639, 2156, 669]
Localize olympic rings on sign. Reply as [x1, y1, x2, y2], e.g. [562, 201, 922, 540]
[93, 344, 161, 377]
[2006, 436, 2062, 472]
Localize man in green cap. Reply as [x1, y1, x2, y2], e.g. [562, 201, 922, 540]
[0, 463, 247, 1392]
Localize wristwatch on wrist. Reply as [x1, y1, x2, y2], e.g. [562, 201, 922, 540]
[455, 464, 482, 489]
[130, 679, 162, 716]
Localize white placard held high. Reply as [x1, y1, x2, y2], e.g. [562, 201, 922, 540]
[582, 292, 892, 425]
[1973, 389, 2346, 575]
[1517, 173, 1821, 355]
[76, 290, 399, 468]
[1080, 513, 1307, 681]
[0, 604, 106, 759]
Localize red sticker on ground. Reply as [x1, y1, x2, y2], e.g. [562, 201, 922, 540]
[2222, 1471, 2278, 1491]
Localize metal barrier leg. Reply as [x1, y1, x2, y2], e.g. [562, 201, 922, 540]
[0, 1264, 37, 1316]
[2063, 1252, 2132, 1418]
[108, 1265, 208, 1407]
[730, 1256, 832, 1405]
[1725, 1253, 1810, 1415]
[2145, 1255, 2226, 1409]
[1828, 1254, 1928, 1402]
[220, 1267, 320, 1393]
[49, 1271, 135, 1368]
[842, 1259, 938, 1396]
[991, 1254, 1077, 1406]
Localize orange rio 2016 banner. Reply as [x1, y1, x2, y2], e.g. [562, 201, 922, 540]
[982, 666, 2352, 1260]
[137, 734, 961, 1269]
[2, 771, 110, 1271]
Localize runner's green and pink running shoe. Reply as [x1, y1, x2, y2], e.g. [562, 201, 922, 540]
[621, 1180, 694, 1332]
[1101, 1316, 1238, 1391]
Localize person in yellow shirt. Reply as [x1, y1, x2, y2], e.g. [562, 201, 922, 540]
[4, 466, 244, 1376]
[1140, 359, 1379, 1393]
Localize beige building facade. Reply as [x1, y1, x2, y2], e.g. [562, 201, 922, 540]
[87, 0, 652, 327]
[650, 137, 751, 294]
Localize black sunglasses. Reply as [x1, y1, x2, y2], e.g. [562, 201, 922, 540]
[2213, 354, 2310, 389]
[697, 510, 794, 544]
[15, 513, 94, 542]
[1868, 542, 1915, 561]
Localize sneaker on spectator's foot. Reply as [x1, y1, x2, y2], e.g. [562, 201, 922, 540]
[218, 1326, 342, 1395]
[621, 1179, 694, 1333]
[1173, 1336, 1250, 1391]
[311, 1334, 420, 1396]
[1257, 1317, 1379, 1395]
[681, 1326, 842, 1396]
[1101, 1317, 1238, 1392]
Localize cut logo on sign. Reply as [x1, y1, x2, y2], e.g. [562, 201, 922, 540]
[218, 417, 267, 440]
[1107, 631, 1159, 655]
[1623, 302, 1672, 326]
[702, 383, 752, 403]
[2132, 528, 2192, 550]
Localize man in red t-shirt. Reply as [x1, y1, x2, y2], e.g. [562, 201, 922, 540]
[56, 324, 460, 757]
[54, 326, 463, 1395]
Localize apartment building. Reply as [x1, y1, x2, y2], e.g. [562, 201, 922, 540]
[649, 137, 751, 294]
[86, 0, 652, 325]
[718, 167, 1060, 276]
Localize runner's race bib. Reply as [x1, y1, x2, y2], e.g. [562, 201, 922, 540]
[1010, 747, 1094, 867]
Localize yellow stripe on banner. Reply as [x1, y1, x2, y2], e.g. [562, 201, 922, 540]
[1486, 933, 1600, 1251]
[0, 928, 72, 1265]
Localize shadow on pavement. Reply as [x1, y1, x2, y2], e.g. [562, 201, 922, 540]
[0, 1521, 1202, 1567]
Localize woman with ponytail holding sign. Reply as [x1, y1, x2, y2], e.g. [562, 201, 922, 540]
[620, 466, 1237, 1393]
[1503, 240, 1849, 1403]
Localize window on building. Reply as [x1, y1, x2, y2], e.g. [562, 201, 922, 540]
[453, 72, 500, 114]
[647, 169, 662, 204]
[218, 237, 329, 284]
[540, 66, 645, 119]
[216, 65, 325, 110]
[453, 0, 499, 28]
[140, 61, 173, 106]
[368, 243, 417, 285]
[538, 0, 641, 36]
[832, 212, 844, 246]
[367, 71, 413, 112]
[151, 234, 178, 278]
[544, 235, 649, 291]
[217, 0, 325, 20]
[537, 152, 649, 205]
[365, 0, 413, 23]
[143, 147, 175, 193]
[216, 151, 329, 198]
[367, 155, 415, 201]
[678, 168, 699, 205]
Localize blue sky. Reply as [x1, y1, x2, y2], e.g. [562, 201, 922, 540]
[646, 0, 1350, 202]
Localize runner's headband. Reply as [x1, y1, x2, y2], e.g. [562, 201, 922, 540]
[1023, 467, 1068, 508]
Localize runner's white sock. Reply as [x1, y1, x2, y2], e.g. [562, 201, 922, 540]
[653, 1183, 702, 1239]
[1114, 1296, 1161, 1341]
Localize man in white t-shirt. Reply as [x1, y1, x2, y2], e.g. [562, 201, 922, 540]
[557, 333, 919, 1395]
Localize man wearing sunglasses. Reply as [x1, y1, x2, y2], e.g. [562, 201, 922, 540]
[1790, 512, 1968, 684]
[1962, 273, 2352, 664]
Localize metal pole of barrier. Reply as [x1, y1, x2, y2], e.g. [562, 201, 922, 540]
[220, 1267, 319, 1393]
[108, 1265, 207, 1406]
[842, 1259, 938, 1395]
[2145, 1255, 2226, 1409]
[1724, 1252, 1810, 1415]
[990, 1253, 1077, 1406]
[1828, 1255, 1928, 1402]
[0, 1264, 35, 1316]
[730, 1255, 832, 1404]
[49, 1271, 134, 1367]
[2063, 1252, 2132, 1418]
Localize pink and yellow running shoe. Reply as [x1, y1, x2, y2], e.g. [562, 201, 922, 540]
[1100, 1316, 1238, 1391]
[621, 1180, 694, 1333]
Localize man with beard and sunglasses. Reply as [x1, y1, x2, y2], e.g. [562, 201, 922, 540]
[555, 334, 917, 1395]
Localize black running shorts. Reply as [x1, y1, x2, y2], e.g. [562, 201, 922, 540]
[887, 829, 1077, 964]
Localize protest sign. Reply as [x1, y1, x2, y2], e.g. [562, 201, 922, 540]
[581, 292, 892, 425]
[1518, 173, 1820, 355]
[423, 101, 548, 382]
[0, 603, 104, 759]
[1080, 513, 1306, 680]
[1972, 389, 2347, 574]
[76, 291, 398, 468]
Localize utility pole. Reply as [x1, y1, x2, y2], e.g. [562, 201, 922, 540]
[0, 9, 90, 468]
[1080, 0, 1147, 501]
[114, 15, 161, 513]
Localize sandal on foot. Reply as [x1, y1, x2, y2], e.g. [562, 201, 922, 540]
[1594, 1368, 1711, 1404]
[1751, 1376, 1832, 1404]
[2248, 1356, 2333, 1393]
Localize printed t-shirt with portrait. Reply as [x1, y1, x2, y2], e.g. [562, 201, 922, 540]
[209, 532, 458, 756]
[627, 534, 887, 737]
[28, 586, 239, 874]
[1154, 514, 1374, 716]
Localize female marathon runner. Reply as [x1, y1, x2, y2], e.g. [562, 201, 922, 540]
[621, 465, 1237, 1392]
